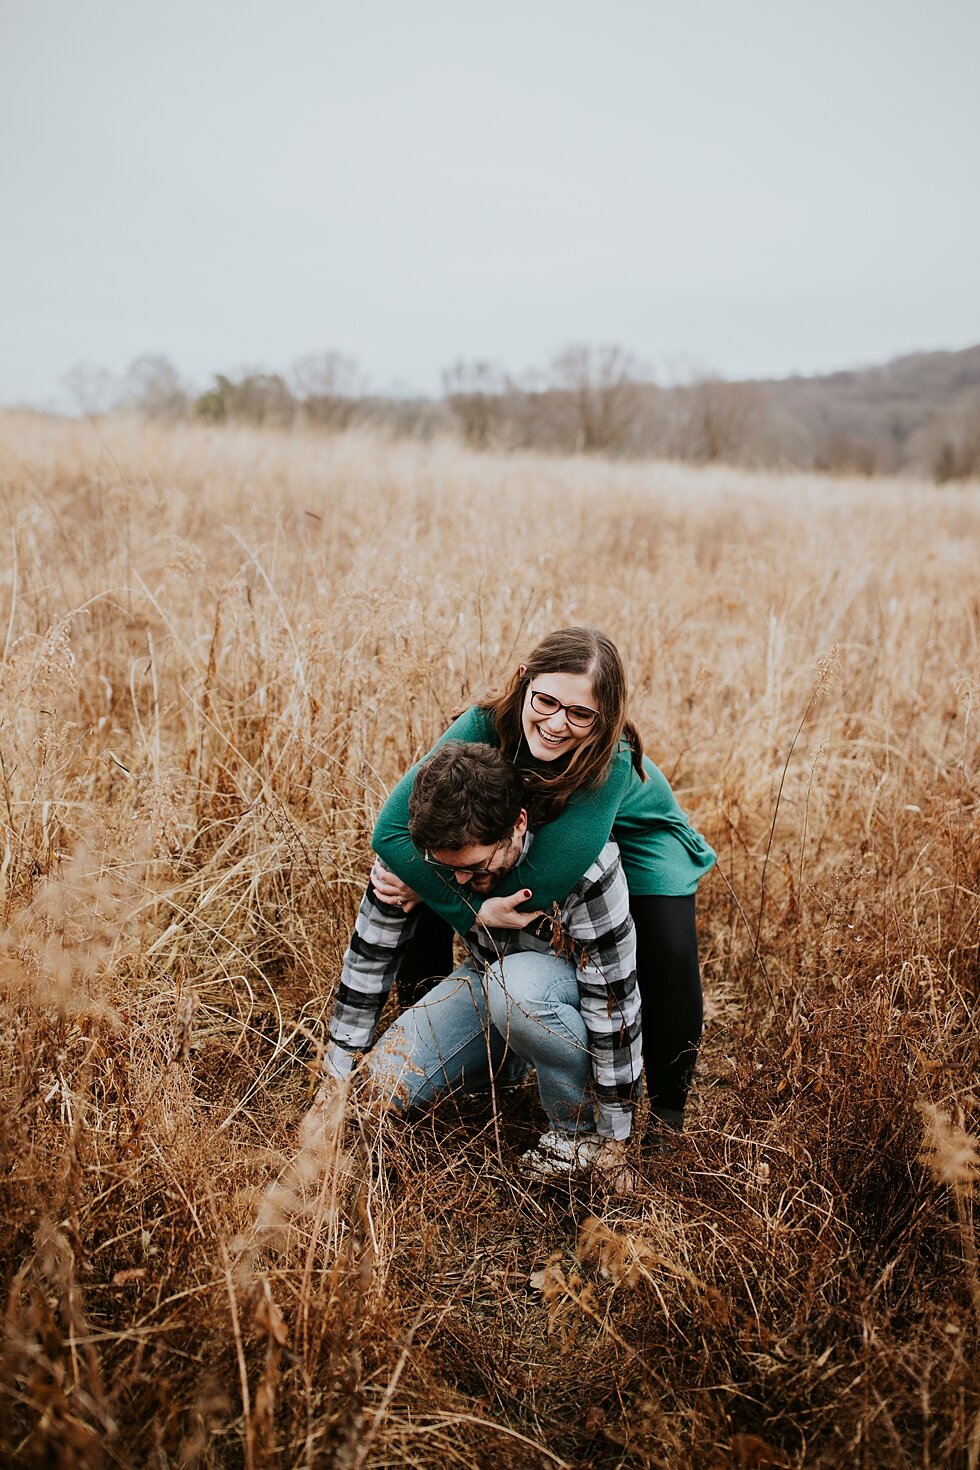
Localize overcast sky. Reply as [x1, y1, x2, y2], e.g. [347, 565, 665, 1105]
[2, 0, 978, 409]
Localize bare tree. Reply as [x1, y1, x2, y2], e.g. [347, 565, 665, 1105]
[674, 377, 767, 464]
[61, 360, 119, 418]
[549, 344, 644, 454]
[122, 354, 190, 421]
[289, 352, 365, 429]
[442, 360, 508, 448]
[912, 386, 980, 482]
[814, 431, 881, 477]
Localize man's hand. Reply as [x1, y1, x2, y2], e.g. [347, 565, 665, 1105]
[370, 857, 421, 913]
[301, 1067, 350, 1148]
[477, 890, 544, 930]
[592, 1138, 637, 1195]
[322, 1042, 354, 1084]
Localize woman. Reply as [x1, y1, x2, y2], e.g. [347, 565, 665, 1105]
[369, 626, 716, 1139]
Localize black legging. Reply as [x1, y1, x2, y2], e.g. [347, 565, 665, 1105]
[394, 892, 703, 1126]
[395, 902, 456, 1007]
[628, 893, 702, 1127]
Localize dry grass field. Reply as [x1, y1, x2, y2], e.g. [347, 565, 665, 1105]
[0, 412, 978, 1468]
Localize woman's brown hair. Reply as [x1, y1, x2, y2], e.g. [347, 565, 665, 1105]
[480, 627, 645, 822]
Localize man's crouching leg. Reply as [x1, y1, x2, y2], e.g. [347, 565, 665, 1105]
[365, 964, 509, 1111]
[484, 949, 595, 1135]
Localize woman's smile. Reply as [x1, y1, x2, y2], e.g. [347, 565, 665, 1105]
[534, 725, 574, 753]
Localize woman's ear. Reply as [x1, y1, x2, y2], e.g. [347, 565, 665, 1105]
[518, 664, 527, 678]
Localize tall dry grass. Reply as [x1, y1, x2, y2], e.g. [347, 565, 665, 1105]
[0, 411, 978, 1468]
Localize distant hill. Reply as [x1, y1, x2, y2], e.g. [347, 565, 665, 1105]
[431, 341, 980, 477]
[751, 345, 980, 476]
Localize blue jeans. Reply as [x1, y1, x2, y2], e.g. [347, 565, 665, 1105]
[366, 949, 596, 1135]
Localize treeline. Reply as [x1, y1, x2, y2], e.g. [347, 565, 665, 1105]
[64, 342, 980, 481]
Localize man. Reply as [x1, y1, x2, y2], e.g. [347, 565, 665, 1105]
[323, 742, 642, 1179]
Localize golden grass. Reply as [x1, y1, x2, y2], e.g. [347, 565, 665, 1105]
[0, 411, 978, 1468]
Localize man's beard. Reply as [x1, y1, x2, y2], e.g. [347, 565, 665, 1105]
[468, 873, 498, 895]
[467, 839, 520, 895]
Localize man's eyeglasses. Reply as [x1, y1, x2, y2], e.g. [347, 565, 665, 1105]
[423, 836, 505, 878]
[528, 688, 599, 729]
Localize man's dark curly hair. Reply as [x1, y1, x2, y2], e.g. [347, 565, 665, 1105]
[408, 742, 525, 853]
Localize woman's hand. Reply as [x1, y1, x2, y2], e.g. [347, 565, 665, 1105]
[370, 857, 421, 912]
[477, 891, 544, 930]
[592, 1138, 637, 1195]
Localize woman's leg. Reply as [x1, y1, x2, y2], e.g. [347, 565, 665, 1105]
[394, 902, 455, 1006]
[628, 894, 703, 1131]
[366, 963, 508, 1110]
[484, 951, 596, 1135]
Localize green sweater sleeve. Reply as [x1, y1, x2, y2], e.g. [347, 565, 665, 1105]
[371, 706, 500, 934]
[372, 713, 636, 937]
[508, 746, 634, 912]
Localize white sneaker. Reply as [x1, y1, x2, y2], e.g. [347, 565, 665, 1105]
[520, 1129, 603, 1179]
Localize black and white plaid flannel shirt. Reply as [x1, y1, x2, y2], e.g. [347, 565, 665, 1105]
[327, 838, 642, 1138]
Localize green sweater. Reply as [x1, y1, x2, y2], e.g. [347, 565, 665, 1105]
[371, 706, 716, 938]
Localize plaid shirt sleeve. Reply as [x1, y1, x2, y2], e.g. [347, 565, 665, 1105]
[559, 842, 641, 1140]
[326, 884, 418, 1077]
